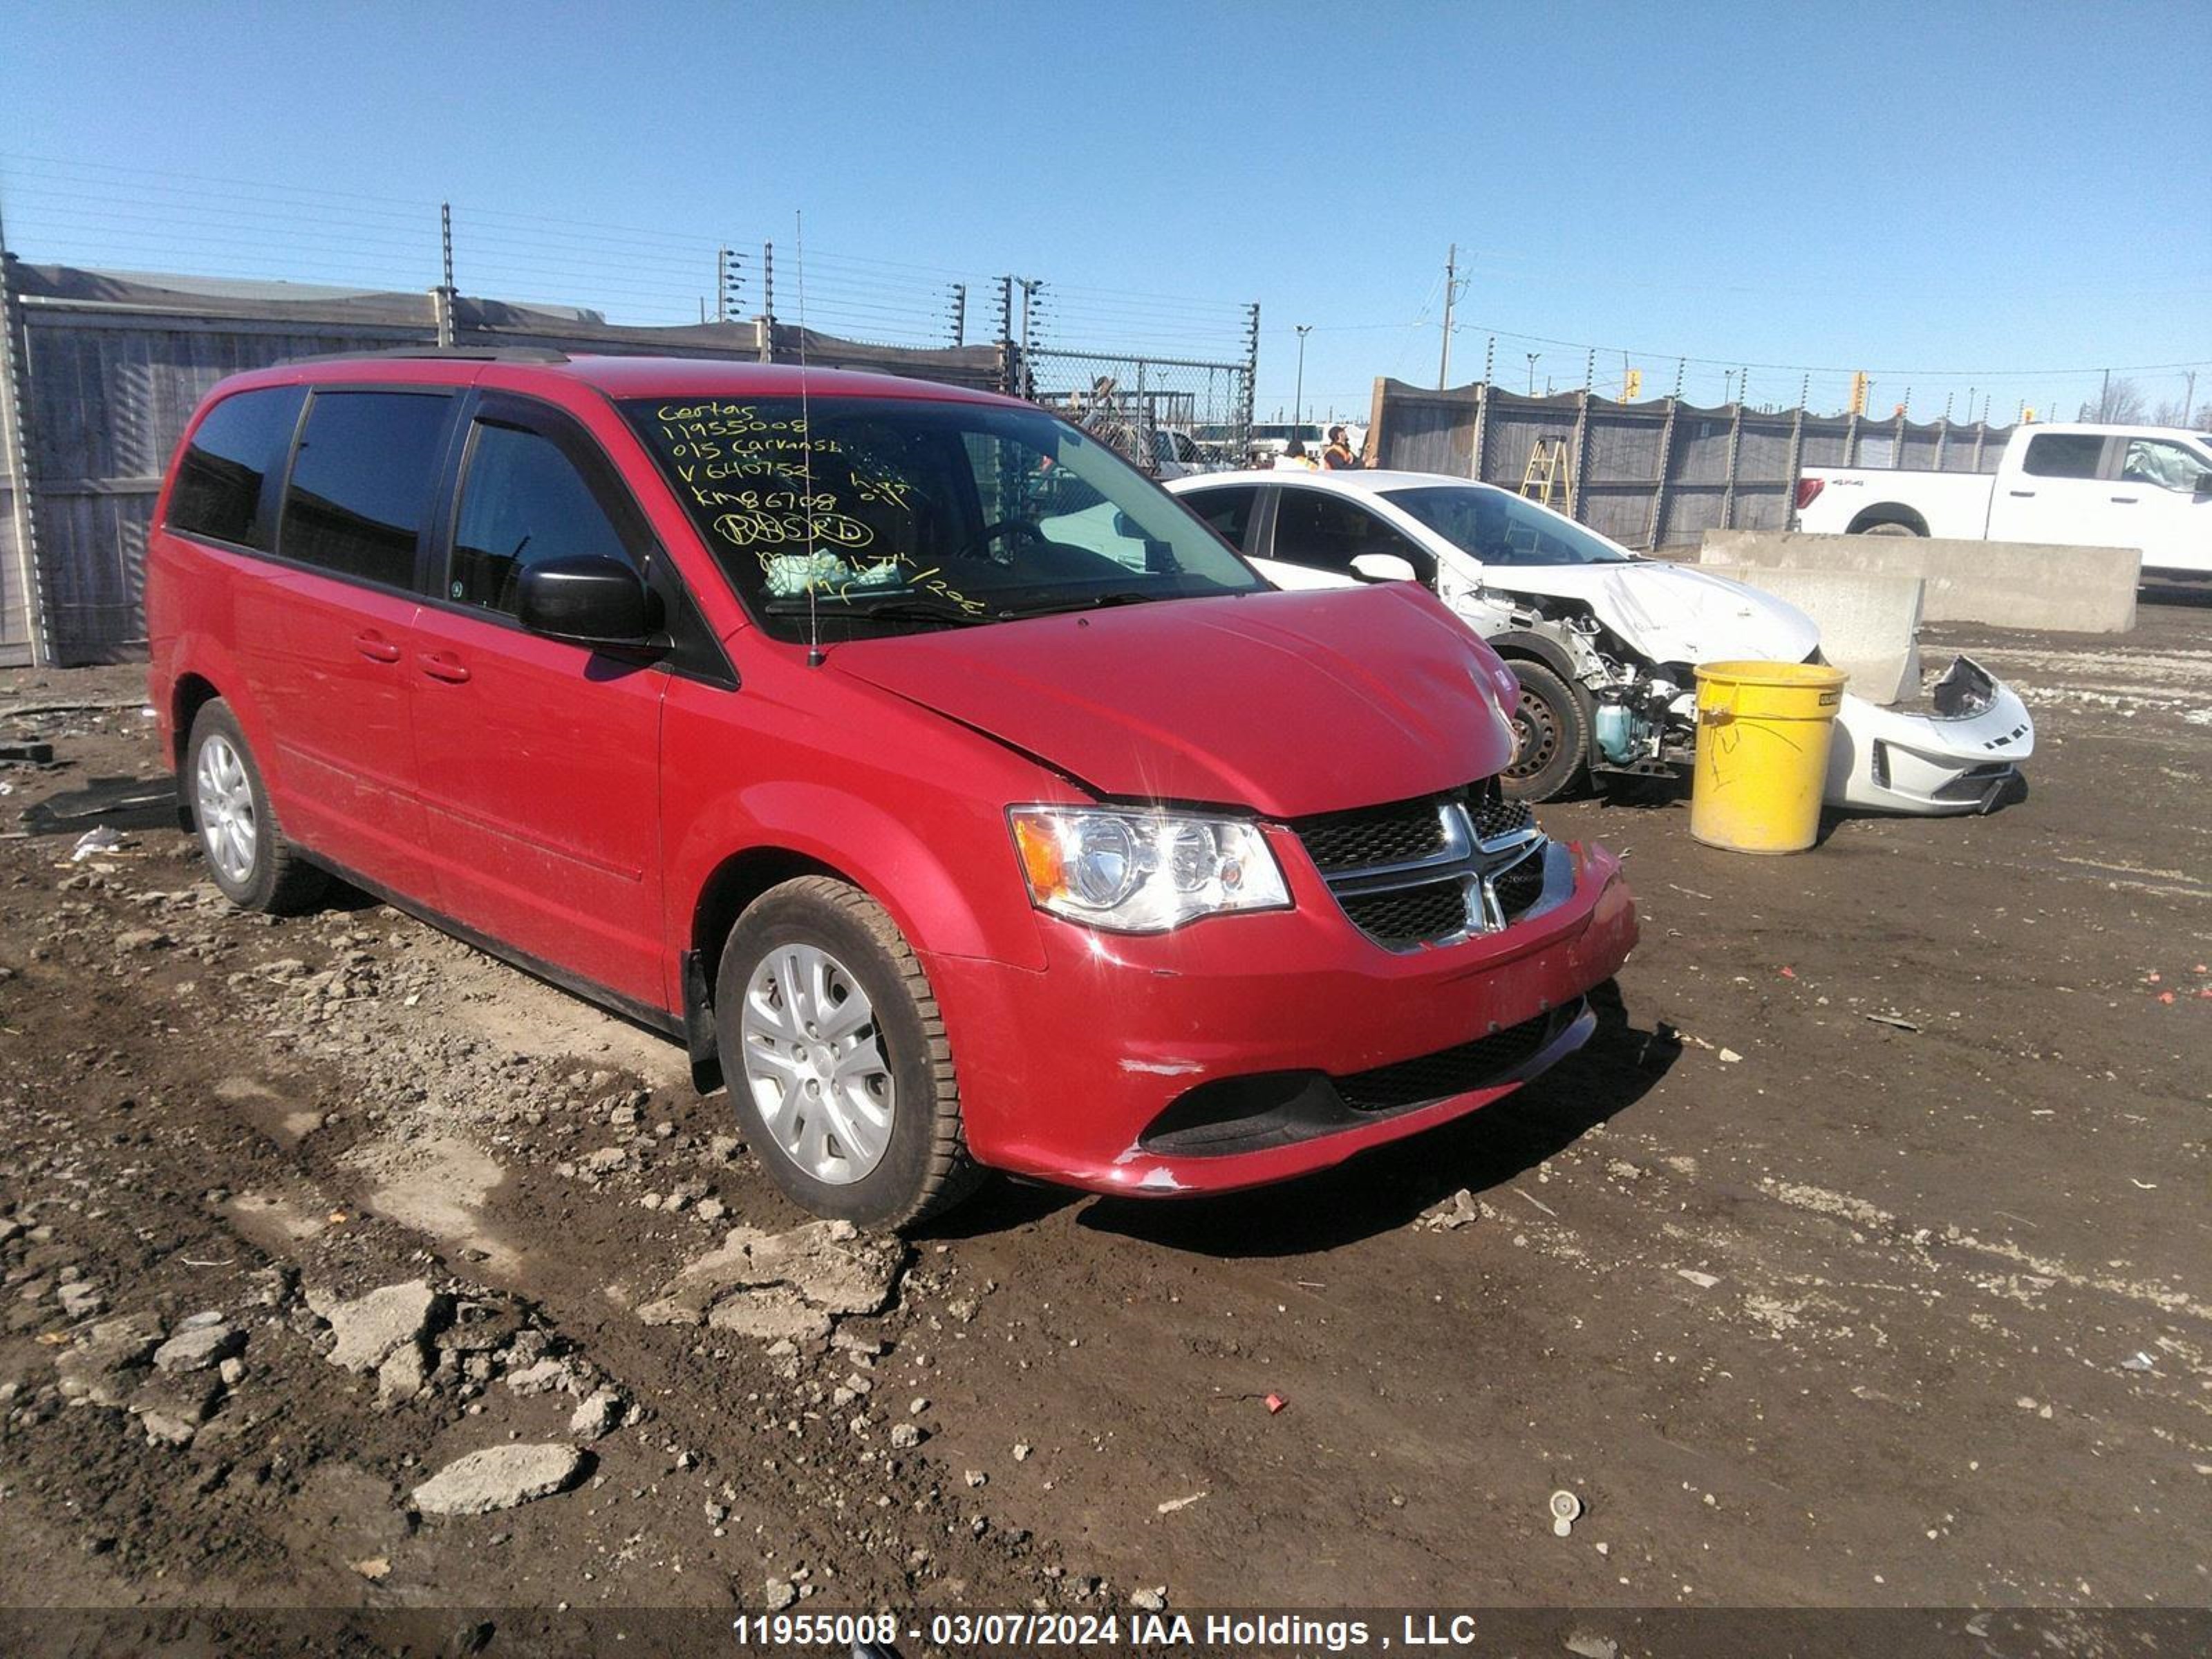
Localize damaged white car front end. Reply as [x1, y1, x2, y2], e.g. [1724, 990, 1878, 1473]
[1828, 657, 2033, 816]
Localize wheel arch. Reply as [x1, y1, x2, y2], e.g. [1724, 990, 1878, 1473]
[674, 788, 1038, 1091]
[1485, 627, 1587, 688]
[682, 846, 853, 1092]
[1846, 503, 1929, 536]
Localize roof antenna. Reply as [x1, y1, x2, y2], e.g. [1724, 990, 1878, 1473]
[795, 209, 825, 668]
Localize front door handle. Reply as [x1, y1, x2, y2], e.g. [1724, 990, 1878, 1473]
[2007, 489, 2035, 498]
[353, 630, 402, 664]
[418, 652, 471, 684]
[2110, 495, 2137, 504]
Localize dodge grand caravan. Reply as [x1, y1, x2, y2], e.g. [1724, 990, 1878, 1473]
[146, 353, 1638, 1227]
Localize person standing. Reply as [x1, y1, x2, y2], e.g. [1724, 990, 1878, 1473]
[1322, 424, 1360, 469]
[1276, 439, 1319, 472]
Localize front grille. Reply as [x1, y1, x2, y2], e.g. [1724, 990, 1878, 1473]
[1340, 880, 1470, 947]
[1471, 792, 1533, 844]
[1291, 780, 1555, 951]
[1294, 797, 1448, 873]
[1490, 847, 1547, 924]
[1337, 1010, 1560, 1112]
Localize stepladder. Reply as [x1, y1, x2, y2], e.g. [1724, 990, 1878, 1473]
[1519, 435, 1574, 514]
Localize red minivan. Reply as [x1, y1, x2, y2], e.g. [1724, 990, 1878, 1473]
[146, 352, 1638, 1226]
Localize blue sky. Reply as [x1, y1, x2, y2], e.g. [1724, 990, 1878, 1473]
[4, 1, 2207, 421]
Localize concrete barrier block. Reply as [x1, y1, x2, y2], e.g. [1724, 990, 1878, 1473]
[1701, 565, 1924, 704]
[1697, 530, 2139, 633]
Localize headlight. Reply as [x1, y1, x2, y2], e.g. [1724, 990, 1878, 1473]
[1008, 806, 1291, 933]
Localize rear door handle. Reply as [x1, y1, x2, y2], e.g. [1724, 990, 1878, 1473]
[353, 630, 402, 664]
[418, 652, 471, 684]
[2007, 489, 2035, 498]
[2110, 495, 2137, 504]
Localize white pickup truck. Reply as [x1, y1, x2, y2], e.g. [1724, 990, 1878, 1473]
[1794, 422, 2212, 579]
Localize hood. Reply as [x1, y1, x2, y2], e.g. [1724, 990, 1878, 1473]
[827, 583, 1516, 818]
[1485, 561, 1820, 666]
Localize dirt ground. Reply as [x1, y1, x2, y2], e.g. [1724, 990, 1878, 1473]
[0, 594, 2206, 1647]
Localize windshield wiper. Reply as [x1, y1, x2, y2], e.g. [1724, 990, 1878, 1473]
[762, 594, 1005, 628]
[1012, 590, 1163, 618]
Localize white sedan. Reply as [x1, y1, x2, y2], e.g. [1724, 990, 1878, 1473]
[1165, 469, 2031, 815]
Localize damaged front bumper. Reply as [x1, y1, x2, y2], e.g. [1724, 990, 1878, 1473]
[1825, 655, 2033, 816]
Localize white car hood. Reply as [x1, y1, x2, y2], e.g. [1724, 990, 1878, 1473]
[1477, 561, 1820, 666]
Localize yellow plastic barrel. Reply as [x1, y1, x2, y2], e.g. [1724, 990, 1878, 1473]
[1689, 660, 1850, 854]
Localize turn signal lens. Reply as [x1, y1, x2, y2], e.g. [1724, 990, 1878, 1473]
[1006, 807, 1291, 933]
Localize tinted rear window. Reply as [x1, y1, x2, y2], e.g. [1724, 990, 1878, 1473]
[1182, 484, 1261, 550]
[2021, 433, 2103, 479]
[279, 391, 453, 589]
[165, 385, 306, 550]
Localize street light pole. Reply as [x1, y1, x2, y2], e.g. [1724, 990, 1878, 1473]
[1294, 325, 1313, 439]
[1525, 353, 1539, 395]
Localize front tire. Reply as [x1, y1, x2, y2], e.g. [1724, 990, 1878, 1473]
[1500, 661, 1591, 803]
[185, 700, 328, 914]
[715, 877, 982, 1230]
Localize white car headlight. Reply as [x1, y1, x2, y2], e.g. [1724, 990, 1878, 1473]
[1008, 806, 1291, 933]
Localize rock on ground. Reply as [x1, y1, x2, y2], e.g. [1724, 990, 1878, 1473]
[568, 1387, 623, 1441]
[636, 1220, 904, 1341]
[53, 1312, 165, 1406]
[318, 1280, 449, 1373]
[411, 1444, 586, 1517]
[152, 1320, 243, 1374]
[375, 1342, 428, 1409]
[129, 1373, 221, 1447]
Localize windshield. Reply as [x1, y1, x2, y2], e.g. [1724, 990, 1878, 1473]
[622, 395, 1264, 640]
[1382, 485, 1631, 566]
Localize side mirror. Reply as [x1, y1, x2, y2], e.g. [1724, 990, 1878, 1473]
[1351, 552, 1419, 583]
[516, 555, 653, 645]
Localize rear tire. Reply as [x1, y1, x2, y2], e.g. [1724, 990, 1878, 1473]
[715, 876, 982, 1231]
[1853, 514, 1924, 537]
[185, 700, 328, 915]
[1500, 661, 1591, 803]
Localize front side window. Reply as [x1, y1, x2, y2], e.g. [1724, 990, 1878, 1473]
[622, 396, 1264, 641]
[450, 422, 633, 615]
[279, 391, 453, 589]
[1382, 485, 1627, 568]
[166, 384, 306, 551]
[2121, 438, 2211, 493]
[2021, 433, 2104, 479]
[1271, 489, 1437, 580]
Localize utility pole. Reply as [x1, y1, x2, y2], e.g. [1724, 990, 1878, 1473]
[2184, 369, 2197, 424]
[1294, 324, 1313, 436]
[1438, 243, 1463, 390]
[2099, 367, 2110, 422]
[1526, 353, 1539, 395]
[947, 283, 966, 347]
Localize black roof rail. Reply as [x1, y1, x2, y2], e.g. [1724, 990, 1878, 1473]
[281, 346, 572, 366]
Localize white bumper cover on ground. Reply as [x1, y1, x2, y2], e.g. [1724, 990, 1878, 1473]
[1826, 657, 2034, 815]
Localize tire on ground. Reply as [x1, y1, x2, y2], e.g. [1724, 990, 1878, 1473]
[184, 698, 328, 915]
[1499, 659, 1591, 803]
[714, 875, 982, 1230]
